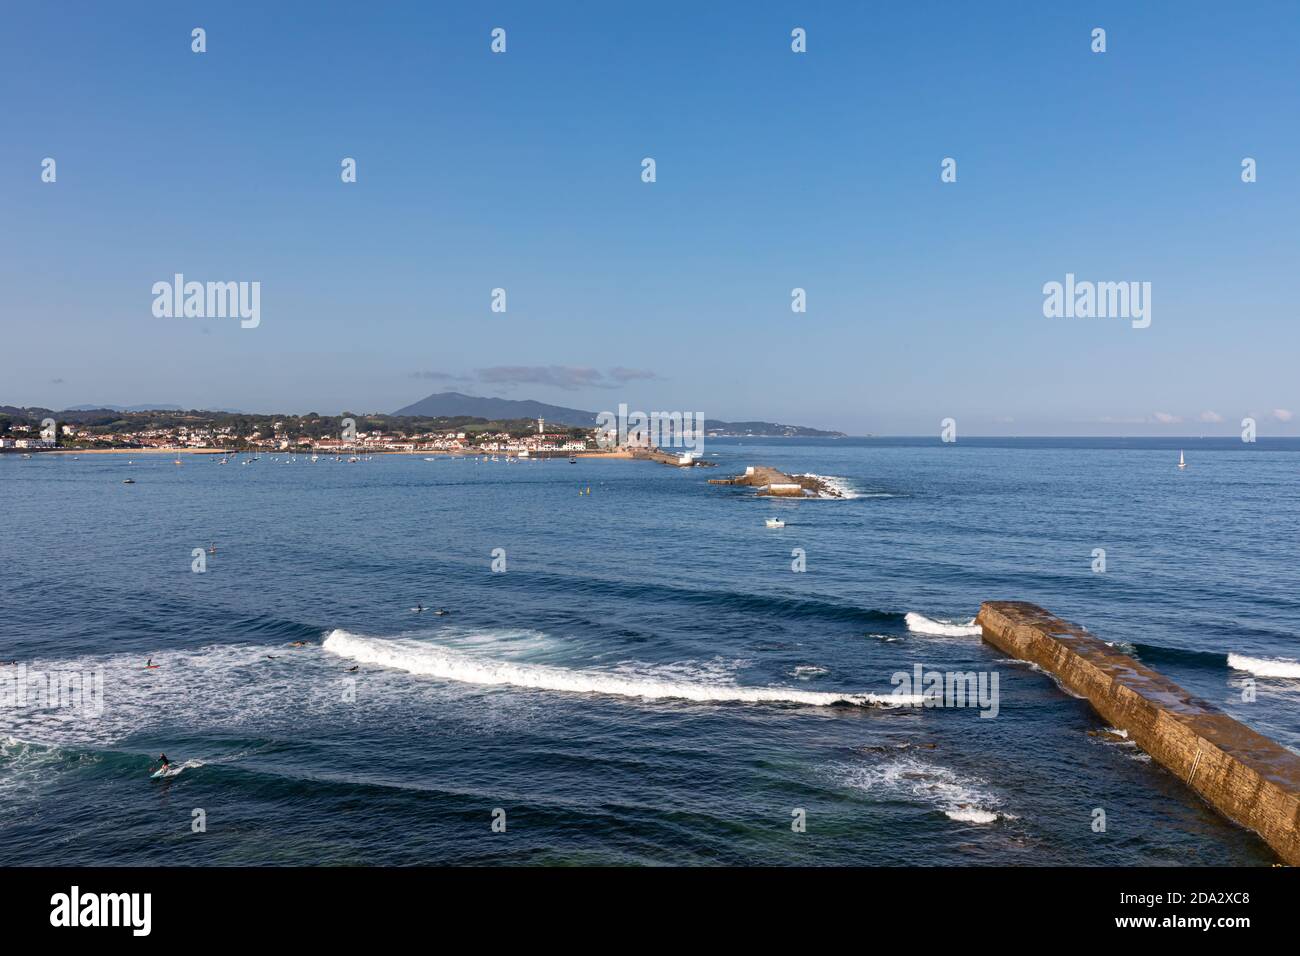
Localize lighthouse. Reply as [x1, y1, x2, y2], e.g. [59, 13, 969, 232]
[538, 418, 544, 435]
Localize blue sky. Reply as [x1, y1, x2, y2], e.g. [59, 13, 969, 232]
[2, 1, 1297, 435]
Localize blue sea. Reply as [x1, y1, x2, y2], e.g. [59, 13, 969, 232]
[2, 437, 1298, 866]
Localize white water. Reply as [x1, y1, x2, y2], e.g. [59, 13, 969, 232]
[904, 613, 982, 637]
[153, 758, 204, 778]
[791, 665, 829, 679]
[1228, 653, 1300, 679]
[323, 630, 920, 708]
[0, 643, 357, 749]
[795, 473, 861, 499]
[830, 755, 1011, 824]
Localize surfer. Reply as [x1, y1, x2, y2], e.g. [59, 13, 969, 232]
[145, 658, 157, 669]
[434, 608, 449, 616]
[155, 753, 171, 773]
[289, 641, 308, 648]
[347, 665, 359, 673]
[207, 543, 217, 554]
[414, 603, 425, 613]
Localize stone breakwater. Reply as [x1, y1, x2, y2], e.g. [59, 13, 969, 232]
[707, 465, 843, 498]
[629, 448, 716, 467]
[977, 601, 1300, 865]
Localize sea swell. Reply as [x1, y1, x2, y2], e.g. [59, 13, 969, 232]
[322, 629, 920, 708]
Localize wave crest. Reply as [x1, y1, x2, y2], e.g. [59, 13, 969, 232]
[1228, 653, 1300, 679]
[323, 630, 918, 709]
[904, 613, 982, 637]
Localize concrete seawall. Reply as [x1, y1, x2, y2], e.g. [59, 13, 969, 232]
[977, 601, 1300, 865]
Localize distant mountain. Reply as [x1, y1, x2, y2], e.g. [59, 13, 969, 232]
[392, 392, 598, 427]
[391, 391, 845, 437]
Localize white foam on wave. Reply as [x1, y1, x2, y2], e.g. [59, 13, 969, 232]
[0, 736, 60, 817]
[323, 629, 919, 708]
[791, 665, 829, 679]
[0, 735, 71, 798]
[1228, 653, 1300, 679]
[794, 473, 861, 499]
[830, 755, 1012, 825]
[904, 613, 982, 637]
[154, 758, 204, 778]
[0, 642, 350, 750]
[607, 656, 748, 686]
[995, 657, 1045, 674]
[995, 657, 1086, 698]
[0, 630, 591, 758]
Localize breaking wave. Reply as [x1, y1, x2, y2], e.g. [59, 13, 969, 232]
[153, 758, 204, 779]
[323, 629, 919, 708]
[795, 474, 860, 499]
[1228, 653, 1300, 679]
[904, 613, 982, 637]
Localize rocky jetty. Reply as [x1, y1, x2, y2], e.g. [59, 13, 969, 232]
[708, 465, 843, 498]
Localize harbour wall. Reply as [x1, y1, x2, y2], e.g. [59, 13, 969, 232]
[977, 600, 1300, 865]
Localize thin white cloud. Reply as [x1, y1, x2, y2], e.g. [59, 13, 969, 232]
[1152, 412, 1182, 425]
[1199, 410, 1223, 423]
[1273, 408, 1293, 422]
[608, 367, 659, 384]
[409, 370, 467, 381]
[473, 366, 661, 391]
[476, 366, 607, 390]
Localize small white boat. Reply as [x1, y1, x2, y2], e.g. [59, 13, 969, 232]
[1177, 450, 1187, 470]
[765, 518, 785, 528]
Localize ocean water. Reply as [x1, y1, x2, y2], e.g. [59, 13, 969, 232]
[2, 437, 1298, 866]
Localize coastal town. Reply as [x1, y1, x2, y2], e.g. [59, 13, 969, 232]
[0, 414, 593, 456]
[0, 404, 831, 469]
